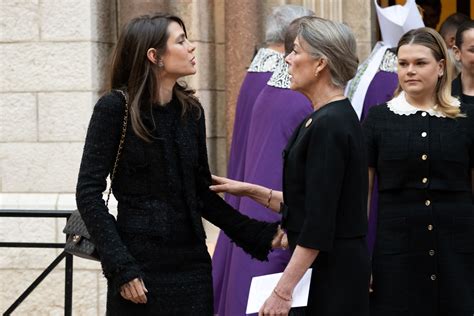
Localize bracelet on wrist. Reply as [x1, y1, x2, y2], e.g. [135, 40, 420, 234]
[265, 189, 273, 208]
[273, 288, 292, 302]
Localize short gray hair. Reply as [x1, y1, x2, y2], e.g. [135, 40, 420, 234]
[298, 17, 358, 88]
[265, 5, 314, 44]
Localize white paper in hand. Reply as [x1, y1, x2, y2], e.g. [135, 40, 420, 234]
[246, 269, 312, 314]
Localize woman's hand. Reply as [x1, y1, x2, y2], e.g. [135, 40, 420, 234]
[272, 225, 289, 250]
[259, 288, 292, 316]
[210, 175, 251, 196]
[120, 278, 148, 304]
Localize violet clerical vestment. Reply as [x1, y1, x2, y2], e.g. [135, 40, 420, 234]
[213, 54, 312, 316]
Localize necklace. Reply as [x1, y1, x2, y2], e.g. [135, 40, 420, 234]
[313, 93, 345, 110]
[325, 93, 345, 104]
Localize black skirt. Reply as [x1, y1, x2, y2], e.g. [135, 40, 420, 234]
[287, 234, 370, 316]
[371, 190, 474, 316]
[106, 231, 213, 316]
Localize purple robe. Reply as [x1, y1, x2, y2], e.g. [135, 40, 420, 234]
[213, 49, 282, 315]
[223, 47, 281, 210]
[361, 70, 398, 254]
[213, 76, 312, 315]
[212, 72, 272, 312]
[361, 70, 398, 121]
[224, 71, 274, 209]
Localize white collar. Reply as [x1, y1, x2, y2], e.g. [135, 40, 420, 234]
[267, 55, 290, 89]
[248, 48, 282, 73]
[387, 91, 460, 117]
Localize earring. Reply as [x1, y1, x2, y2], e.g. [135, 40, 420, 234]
[158, 60, 164, 68]
[314, 71, 319, 78]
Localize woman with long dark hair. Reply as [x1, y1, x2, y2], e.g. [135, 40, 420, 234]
[75, 13, 283, 315]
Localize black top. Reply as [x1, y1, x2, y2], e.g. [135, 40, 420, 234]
[281, 99, 368, 252]
[452, 74, 474, 105]
[363, 103, 474, 192]
[125, 100, 194, 244]
[75, 91, 278, 291]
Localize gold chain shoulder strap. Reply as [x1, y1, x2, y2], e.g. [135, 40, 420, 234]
[106, 89, 129, 206]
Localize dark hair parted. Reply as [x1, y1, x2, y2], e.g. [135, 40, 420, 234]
[439, 13, 470, 38]
[109, 13, 200, 142]
[395, 27, 461, 118]
[455, 20, 474, 48]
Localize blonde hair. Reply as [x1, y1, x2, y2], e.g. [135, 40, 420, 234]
[395, 27, 461, 118]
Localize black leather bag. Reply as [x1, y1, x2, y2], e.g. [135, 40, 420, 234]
[63, 90, 128, 261]
[63, 210, 100, 260]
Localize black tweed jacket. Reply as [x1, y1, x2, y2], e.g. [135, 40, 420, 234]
[75, 91, 278, 291]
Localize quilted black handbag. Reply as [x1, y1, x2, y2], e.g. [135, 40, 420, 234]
[63, 90, 129, 261]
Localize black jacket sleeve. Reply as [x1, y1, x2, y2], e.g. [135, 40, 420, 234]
[296, 112, 347, 252]
[75, 91, 142, 292]
[194, 107, 279, 261]
[361, 106, 379, 168]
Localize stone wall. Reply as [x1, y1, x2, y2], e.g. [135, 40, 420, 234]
[0, 0, 116, 314]
[1, 0, 115, 194]
[0, 0, 374, 314]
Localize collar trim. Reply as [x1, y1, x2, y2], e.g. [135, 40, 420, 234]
[267, 56, 290, 89]
[387, 91, 460, 117]
[248, 48, 282, 73]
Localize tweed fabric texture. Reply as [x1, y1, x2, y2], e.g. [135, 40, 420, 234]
[76, 91, 278, 314]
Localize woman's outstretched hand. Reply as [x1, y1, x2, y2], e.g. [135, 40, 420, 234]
[120, 278, 148, 304]
[210, 175, 250, 197]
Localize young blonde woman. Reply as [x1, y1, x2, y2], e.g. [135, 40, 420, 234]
[363, 27, 474, 316]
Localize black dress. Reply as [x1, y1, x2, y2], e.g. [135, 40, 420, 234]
[75, 91, 279, 315]
[452, 74, 474, 105]
[281, 99, 370, 316]
[363, 98, 474, 316]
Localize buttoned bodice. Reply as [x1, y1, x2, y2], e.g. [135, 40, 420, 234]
[363, 103, 474, 192]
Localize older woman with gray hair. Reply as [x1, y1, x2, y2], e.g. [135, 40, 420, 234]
[211, 16, 369, 315]
[212, 5, 314, 316]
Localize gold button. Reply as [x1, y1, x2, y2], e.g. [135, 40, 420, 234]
[429, 250, 435, 256]
[430, 274, 436, 281]
[428, 224, 434, 231]
[421, 112, 427, 117]
[421, 154, 428, 160]
[421, 132, 427, 137]
[305, 118, 313, 128]
[425, 200, 431, 206]
[422, 177, 428, 184]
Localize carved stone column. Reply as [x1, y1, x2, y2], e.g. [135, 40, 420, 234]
[342, 0, 376, 60]
[224, 0, 263, 149]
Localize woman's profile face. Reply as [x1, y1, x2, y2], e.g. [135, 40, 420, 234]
[160, 21, 197, 79]
[454, 28, 474, 77]
[285, 37, 318, 93]
[397, 43, 444, 99]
